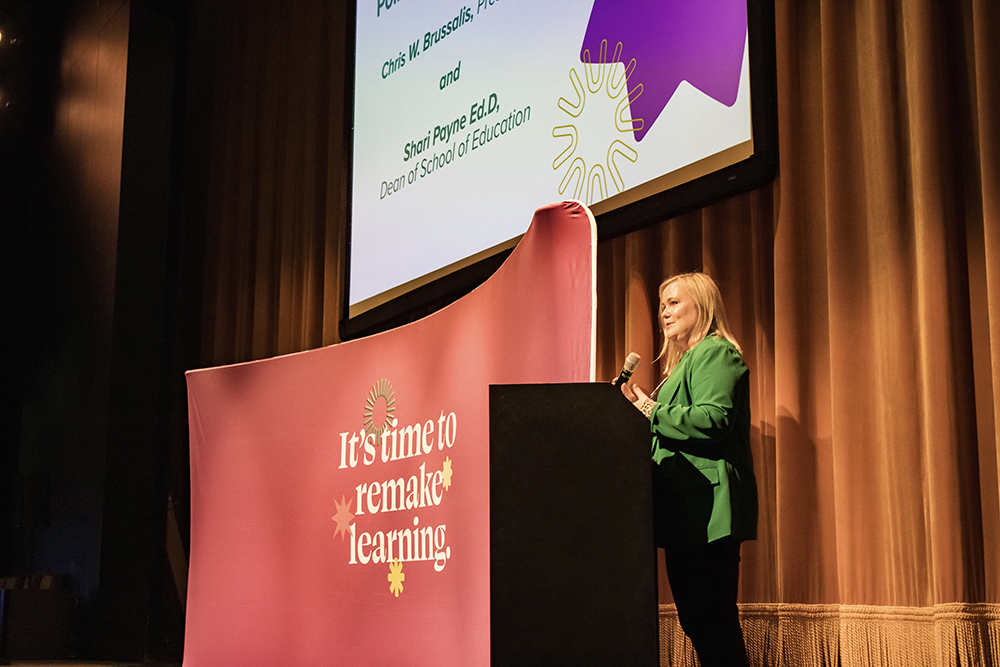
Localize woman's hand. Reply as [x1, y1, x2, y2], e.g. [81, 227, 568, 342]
[621, 382, 656, 418]
[620, 381, 649, 407]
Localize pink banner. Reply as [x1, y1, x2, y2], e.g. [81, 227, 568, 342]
[183, 201, 596, 666]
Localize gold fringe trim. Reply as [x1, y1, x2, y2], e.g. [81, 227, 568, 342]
[658, 602, 1000, 667]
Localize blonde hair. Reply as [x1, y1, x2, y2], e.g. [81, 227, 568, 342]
[656, 272, 742, 376]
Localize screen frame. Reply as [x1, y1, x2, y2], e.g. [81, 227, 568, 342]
[339, 0, 778, 341]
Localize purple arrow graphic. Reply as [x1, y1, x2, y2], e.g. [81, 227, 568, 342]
[581, 0, 748, 142]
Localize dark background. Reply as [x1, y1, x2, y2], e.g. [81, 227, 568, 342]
[0, 0, 275, 661]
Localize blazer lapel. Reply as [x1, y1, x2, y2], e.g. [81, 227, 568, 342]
[660, 349, 692, 405]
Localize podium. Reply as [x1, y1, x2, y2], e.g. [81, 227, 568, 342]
[489, 383, 659, 667]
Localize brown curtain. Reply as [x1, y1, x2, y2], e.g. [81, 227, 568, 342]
[186, 0, 347, 365]
[185, 0, 999, 664]
[595, 1, 1000, 664]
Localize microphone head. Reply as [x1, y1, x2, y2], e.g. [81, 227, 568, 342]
[624, 352, 640, 372]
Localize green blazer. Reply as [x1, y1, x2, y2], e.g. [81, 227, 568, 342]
[649, 334, 758, 546]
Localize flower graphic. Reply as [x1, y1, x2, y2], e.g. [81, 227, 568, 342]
[442, 457, 453, 490]
[388, 559, 405, 597]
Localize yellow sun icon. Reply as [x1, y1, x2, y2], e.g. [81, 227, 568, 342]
[553, 39, 641, 205]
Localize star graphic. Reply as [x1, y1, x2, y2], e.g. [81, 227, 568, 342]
[388, 559, 405, 597]
[581, 0, 748, 141]
[442, 457, 453, 490]
[331, 495, 354, 541]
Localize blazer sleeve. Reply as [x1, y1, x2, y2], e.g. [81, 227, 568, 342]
[650, 339, 746, 444]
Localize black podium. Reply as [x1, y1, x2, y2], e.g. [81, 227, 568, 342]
[489, 383, 659, 667]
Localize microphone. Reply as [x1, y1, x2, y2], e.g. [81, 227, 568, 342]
[614, 352, 641, 386]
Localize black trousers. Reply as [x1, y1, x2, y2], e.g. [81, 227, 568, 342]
[662, 536, 750, 667]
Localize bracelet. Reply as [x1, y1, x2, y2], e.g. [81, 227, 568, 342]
[640, 398, 655, 419]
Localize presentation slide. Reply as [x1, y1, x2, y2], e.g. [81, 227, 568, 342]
[350, 0, 752, 314]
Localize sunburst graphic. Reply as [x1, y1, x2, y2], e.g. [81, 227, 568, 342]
[363, 379, 395, 439]
[553, 39, 641, 205]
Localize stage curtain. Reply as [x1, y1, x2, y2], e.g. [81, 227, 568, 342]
[184, 0, 348, 366]
[593, 1, 1000, 664]
[184, 0, 999, 664]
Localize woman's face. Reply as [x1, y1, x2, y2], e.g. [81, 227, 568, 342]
[660, 281, 700, 351]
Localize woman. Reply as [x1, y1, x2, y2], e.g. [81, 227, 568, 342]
[621, 272, 757, 667]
